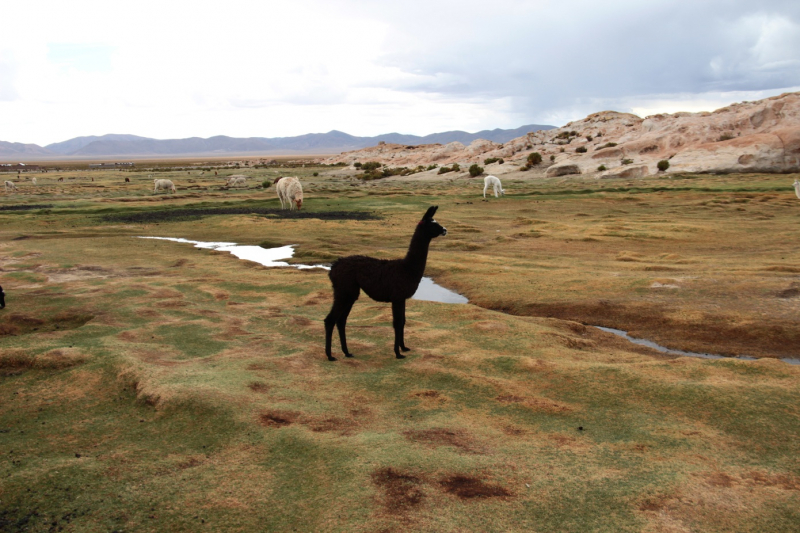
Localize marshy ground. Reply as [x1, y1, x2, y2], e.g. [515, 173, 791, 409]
[1, 163, 799, 531]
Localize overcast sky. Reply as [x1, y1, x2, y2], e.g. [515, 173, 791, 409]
[2, 0, 799, 145]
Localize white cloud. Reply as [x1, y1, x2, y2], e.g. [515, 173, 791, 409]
[1, 0, 798, 145]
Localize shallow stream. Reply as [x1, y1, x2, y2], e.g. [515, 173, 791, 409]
[140, 236, 797, 364]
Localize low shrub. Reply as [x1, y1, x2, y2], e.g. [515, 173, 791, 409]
[451, 163, 460, 172]
[597, 165, 607, 171]
[469, 164, 484, 177]
[550, 155, 556, 162]
[426, 164, 438, 171]
[657, 160, 670, 171]
[262, 179, 270, 188]
[586, 135, 593, 141]
[354, 162, 362, 168]
[312, 172, 319, 177]
[498, 158, 504, 164]
[597, 142, 618, 150]
[621, 158, 633, 165]
[526, 144, 532, 150]
[717, 133, 735, 142]
[559, 148, 565, 153]
[527, 152, 542, 165]
[438, 166, 455, 175]
[576, 146, 587, 153]
[483, 157, 499, 165]
[361, 161, 382, 172]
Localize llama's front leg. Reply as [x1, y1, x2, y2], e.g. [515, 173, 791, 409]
[392, 299, 410, 358]
[324, 307, 339, 361]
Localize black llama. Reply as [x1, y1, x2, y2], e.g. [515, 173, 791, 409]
[0, 285, 5, 309]
[324, 206, 447, 361]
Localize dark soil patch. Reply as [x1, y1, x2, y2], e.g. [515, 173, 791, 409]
[403, 428, 480, 454]
[777, 288, 800, 298]
[258, 411, 296, 427]
[0, 204, 54, 211]
[99, 206, 382, 224]
[0, 312, 93, 337]
[439, 475, 511, 499]
[502, 300, 800, 359]
[371, 467, 425, 513]
[413, 390, 441, 398]
[248, 382, 270, 393]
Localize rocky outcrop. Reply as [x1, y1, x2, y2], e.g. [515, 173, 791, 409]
[546, 164, 582, 177]
[323, 92, 800, 176]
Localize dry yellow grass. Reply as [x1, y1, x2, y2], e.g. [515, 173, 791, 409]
[0, 164, 798, 531]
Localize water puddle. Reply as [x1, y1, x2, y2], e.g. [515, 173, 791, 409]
[595, 326, 800, 365]
[413, 277, 469, 304]
[138, 237, 468, 304]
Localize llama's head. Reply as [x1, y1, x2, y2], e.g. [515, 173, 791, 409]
[294, 197, 303, 209]
[0, 285, 5, 309]
[420, 206, 447, 238]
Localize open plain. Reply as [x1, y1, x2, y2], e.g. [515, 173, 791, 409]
[1, 162, 799, 532]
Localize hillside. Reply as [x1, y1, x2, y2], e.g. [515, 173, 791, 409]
[324, 92, 800, 176]
[0, 124, 555, 160]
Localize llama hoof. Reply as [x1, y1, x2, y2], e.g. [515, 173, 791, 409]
[395, 353, 406, 359]
[400, 346, 411, 352]
[345, 353, 355, 358]
[327, 356, 338, 362]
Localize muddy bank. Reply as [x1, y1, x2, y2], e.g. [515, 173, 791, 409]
[99, 207, 382, 224]
[490, 300, 800, 359]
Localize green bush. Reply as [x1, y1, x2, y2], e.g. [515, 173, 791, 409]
[621, 158, 633, 165]
[354, 162, 362, 168]
[451, 163, 460, 172]
[597, 165, 607, 171]
[586, 135, 593, 142]
[262, 179, 270, 188]
[597, 142, 618, 150]
[549, 155, 556, 162]
[526, 144, 532, 150]
[527, 152, 542, 165]
[498, 158, 504, 164]
[361, 161, 382, 172]
[657, 160, 670, 171]
[437, 166, 454, 175]
[576, 146, 587, 153]
[519, 165, 530, 171]
[469, 164, 484, 177]
[312, 172, 319, 177]
[717, 133, 735, 142]
[483, 157, 499, 165]
[559, 148, 565, 153]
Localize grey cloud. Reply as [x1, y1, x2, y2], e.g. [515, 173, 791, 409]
[352, 0, 800, 119]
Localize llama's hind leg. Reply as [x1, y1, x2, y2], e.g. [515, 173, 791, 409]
[392, 299, 410, 359]
[335, 299, 356, 358]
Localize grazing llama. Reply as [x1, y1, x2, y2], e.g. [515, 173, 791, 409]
[794, 179, 800, 200]
[0, 284, 4, 309]
[483, 175, 504, 198]
[276, 176, 303, 209]
[324, 206, 447, 361]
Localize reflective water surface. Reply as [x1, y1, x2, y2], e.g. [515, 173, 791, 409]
[138, 237, 468, 304]
[596, 326, 799, 365]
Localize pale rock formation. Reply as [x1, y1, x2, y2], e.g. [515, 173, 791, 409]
[546, 164, 582, 177]
[323, 92, 800, 176]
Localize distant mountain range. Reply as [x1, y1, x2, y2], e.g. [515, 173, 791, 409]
[0, 124, 555, 160]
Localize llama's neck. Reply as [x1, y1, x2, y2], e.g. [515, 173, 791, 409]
[403, 226, 432, 278]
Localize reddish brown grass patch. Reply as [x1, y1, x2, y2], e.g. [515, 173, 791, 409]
[439, 475, 512, 499]
[403, 428, 482, 454]
[258, 411, 297, 427]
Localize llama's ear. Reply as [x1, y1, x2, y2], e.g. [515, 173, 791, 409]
[423, 206, 438, 220]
